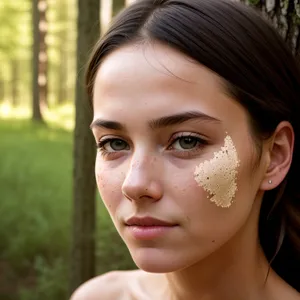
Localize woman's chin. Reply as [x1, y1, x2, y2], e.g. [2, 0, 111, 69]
[135, 260, 179, 273]
[129, 247, 191, 273]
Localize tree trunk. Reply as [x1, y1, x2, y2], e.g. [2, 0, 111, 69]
[244, 0, 300, 56]
[58, 37, 68, 104]
[0, 78, 4, 103]
[11, 60, 19, 107]
[57, 0, 68, 105]
[32, 0, 44, 122]
[38, 0, 48, 109]
[101, 0, 125, 43]
[101, 0, 112, 32]
[69, 0, 100, 295]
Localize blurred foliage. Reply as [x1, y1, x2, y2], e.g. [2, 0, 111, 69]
[0, 117, 72, 299]
[0, 0, 76, 107]
[0, 0, 32, 106]
[113, 0, 126, 15]
[0, 112, 135, 300]
[18, 257, 69, 300]
[0, 0, 31, 59]
[247, 0, 260, 5]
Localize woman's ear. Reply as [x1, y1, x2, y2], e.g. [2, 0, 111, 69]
[260, 121, 294, 191]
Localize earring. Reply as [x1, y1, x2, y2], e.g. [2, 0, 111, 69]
[268, 180, 272, 184]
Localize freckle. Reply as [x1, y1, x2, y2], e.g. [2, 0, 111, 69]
[212, 240, 215, 243]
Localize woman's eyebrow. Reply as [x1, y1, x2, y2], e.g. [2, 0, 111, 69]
[90, 111, 221, 131]
[90, 119, 124, 130]
[149, 111, 221, 129]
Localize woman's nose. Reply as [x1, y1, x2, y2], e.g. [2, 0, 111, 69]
[121, 154, 163, 202]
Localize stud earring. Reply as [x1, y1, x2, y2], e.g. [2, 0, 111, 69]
[268, 180, 272, 184]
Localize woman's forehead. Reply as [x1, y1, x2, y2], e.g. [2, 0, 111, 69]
[95, 43, 220, 90]
[93, 43, 247, 130]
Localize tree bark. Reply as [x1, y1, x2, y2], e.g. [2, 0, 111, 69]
[69, 0, 100, 295]
[32, 0, 44, 122]
[245, 0, 300, 56]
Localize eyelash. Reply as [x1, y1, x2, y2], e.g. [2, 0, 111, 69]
[167, 133, 208, 158]
[97, 138, 126, 159]
[96, 133, 208, 159]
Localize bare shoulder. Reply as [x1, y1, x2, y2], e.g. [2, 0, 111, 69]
[269, 272, 300, 300]
[70, 270, 140, 300]
[283, 287, 300, 300]
[279, 287, 300, 300]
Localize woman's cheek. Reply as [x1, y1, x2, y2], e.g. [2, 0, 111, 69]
[95, 155, 104, 191]
[95, 158, 124, 214]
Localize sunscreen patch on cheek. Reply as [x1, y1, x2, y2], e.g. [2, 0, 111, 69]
[194, 135, 240, 208]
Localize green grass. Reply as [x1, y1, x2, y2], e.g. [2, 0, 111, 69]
[0, 114, 135, 300]
[0, 119, 72, 261]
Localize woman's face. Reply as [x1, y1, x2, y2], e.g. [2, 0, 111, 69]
[91, 43, 267, 272]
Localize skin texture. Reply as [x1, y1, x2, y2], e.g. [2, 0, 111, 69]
[71, 43, 296, 300]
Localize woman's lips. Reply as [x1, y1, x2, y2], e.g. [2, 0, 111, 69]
[126, 225, 178, 240]
[125, 216, 178, 240]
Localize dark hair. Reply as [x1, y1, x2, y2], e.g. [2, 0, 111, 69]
[86, 0, 300, 291]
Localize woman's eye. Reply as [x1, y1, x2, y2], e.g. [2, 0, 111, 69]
[98, 139, 129, 152]
[171, 136, 204, 150]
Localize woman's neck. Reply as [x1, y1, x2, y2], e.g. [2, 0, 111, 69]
[165, 243, 270, 300]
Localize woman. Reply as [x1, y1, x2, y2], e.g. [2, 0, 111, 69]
[71, 0, 300, 299]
